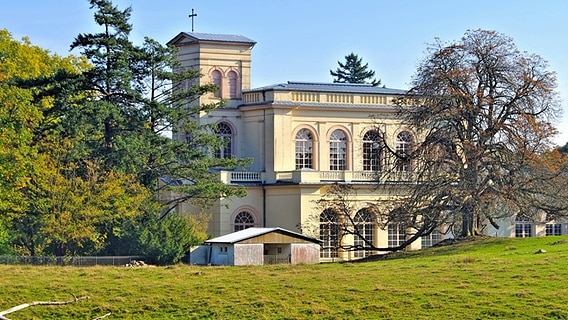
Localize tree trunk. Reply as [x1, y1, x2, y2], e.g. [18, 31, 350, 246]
[460, 200, 475, 237]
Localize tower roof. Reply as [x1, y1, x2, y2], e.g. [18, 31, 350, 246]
[167, 32, 256, 46]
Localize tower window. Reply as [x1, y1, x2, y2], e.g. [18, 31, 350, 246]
[228, 71, 238, 98]
[211, 70, 222, 98]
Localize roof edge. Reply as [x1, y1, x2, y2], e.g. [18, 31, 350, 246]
[205, 227, 322, 244]
[167, 32, 257, 46]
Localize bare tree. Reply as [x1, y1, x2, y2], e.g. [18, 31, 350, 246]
[394, 29, 567, 238]
[312, 183, 440, 254]
[310, 30, 567, 256]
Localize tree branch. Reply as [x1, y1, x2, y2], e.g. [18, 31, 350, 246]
[0, 294, 89, 320]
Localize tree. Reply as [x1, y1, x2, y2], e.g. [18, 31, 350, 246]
[0, 29, 83, 215]
[69, 0, 248, 211]
[112, 210, 208, 265]
[308, 183, 428, 257]
[393, 29, 567, 239]
[330, 52, 381, 86]
[0, 218, 12, 255]
[560, 142, 568, 154]
[2, 0, 248, 259]
[0, 29, 90, 255]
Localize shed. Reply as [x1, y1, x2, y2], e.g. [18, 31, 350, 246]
[189, 227, 321, 266]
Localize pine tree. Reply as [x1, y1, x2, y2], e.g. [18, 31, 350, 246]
[5, 0, 248, 260]
[330, 52, 381, 86]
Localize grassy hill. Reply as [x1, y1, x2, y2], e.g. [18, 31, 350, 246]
[1, 236, 567, 319]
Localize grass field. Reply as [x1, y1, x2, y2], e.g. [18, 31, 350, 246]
[1, 236, 568, 319]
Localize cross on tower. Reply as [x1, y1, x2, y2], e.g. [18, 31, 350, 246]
[188, 9, 197, 32]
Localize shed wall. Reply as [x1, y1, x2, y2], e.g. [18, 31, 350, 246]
[210, 244, 234, 265]
[290, 243, 320, 264]
[234, 243, 263, 266]
[239, 232, 316, 244]
[188, 245, 210, 265]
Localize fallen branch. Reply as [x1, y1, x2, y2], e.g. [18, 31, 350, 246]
[0, 294, 89, 320]
[93, 312, 112, 320]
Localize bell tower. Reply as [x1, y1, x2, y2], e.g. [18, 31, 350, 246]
[167, 32, 256, 109]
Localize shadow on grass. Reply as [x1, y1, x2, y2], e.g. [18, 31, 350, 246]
[347, 235, 568, 264]
[347, 236, 508, 263]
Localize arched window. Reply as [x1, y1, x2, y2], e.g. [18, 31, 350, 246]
[353, 208, 375, 258]
[329, 129, 347, 171]
[228, 71, 238, 98]
[395, 131, 414, 172]
[215, 122, 233, 159]
[295, 129, 313, 169]
[363, 130, 382, 171]
[320, 209, 339, 258]
[233, 211, 255, 232]
[515, 214, 533, 238]
[211, 70, 222, 98]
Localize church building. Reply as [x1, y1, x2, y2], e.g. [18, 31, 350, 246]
[166, 32, 565, 261]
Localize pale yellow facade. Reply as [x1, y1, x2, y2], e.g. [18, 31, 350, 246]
[167, 32, 566, 261]
[164, 32, 437, 261]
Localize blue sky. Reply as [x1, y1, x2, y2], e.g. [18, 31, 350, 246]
[2, 0, 568, 145]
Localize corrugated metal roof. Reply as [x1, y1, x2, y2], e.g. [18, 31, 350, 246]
[205, 227, 321, 244]
[170, 32, 256, 45]
[245, 81, 407, 95]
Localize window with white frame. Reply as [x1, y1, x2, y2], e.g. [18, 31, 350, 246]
[329, 129, 347, 171]
[295, 129, 313, 169]
[363, 130, 382, 172]
[320, 209, 340, 258]
[215, 122, 233, 159]
[421, 230, 442, 248]
[515, 214, 533, 238]
[233, 211, 255, 232]
[353, 208, 375, 258]
[388, 223, 407, 248]
[395, 131, 414, 172]
[546, 223, 562, 236]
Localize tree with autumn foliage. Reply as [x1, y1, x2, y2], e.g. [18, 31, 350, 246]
[311, 30, 568, 255]
[392, 29, 567, 238]
[0, 29, 94, 255]
[0, 0, 247, 262]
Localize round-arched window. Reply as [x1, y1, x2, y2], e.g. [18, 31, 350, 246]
[234, 211, 255, 232]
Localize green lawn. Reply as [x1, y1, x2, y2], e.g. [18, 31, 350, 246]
[1, 236, 567, 319]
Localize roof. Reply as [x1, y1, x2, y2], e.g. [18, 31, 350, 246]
[205, 227, 322, 244]
[167, 32, 256, 46]
[245, 81, 407, 95]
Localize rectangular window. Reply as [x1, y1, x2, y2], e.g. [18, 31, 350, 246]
[353, 224, 374, 258]
[515, 223, 533, 238]
[388, 224, 406, 248]
[320, 224, 339, 258]
[329, 146, 346, 170]
[295, 141, 313, 169]
[363, 142, 380, 171]
[546, 223, 562, 236]
[421, 231, 442, 249]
